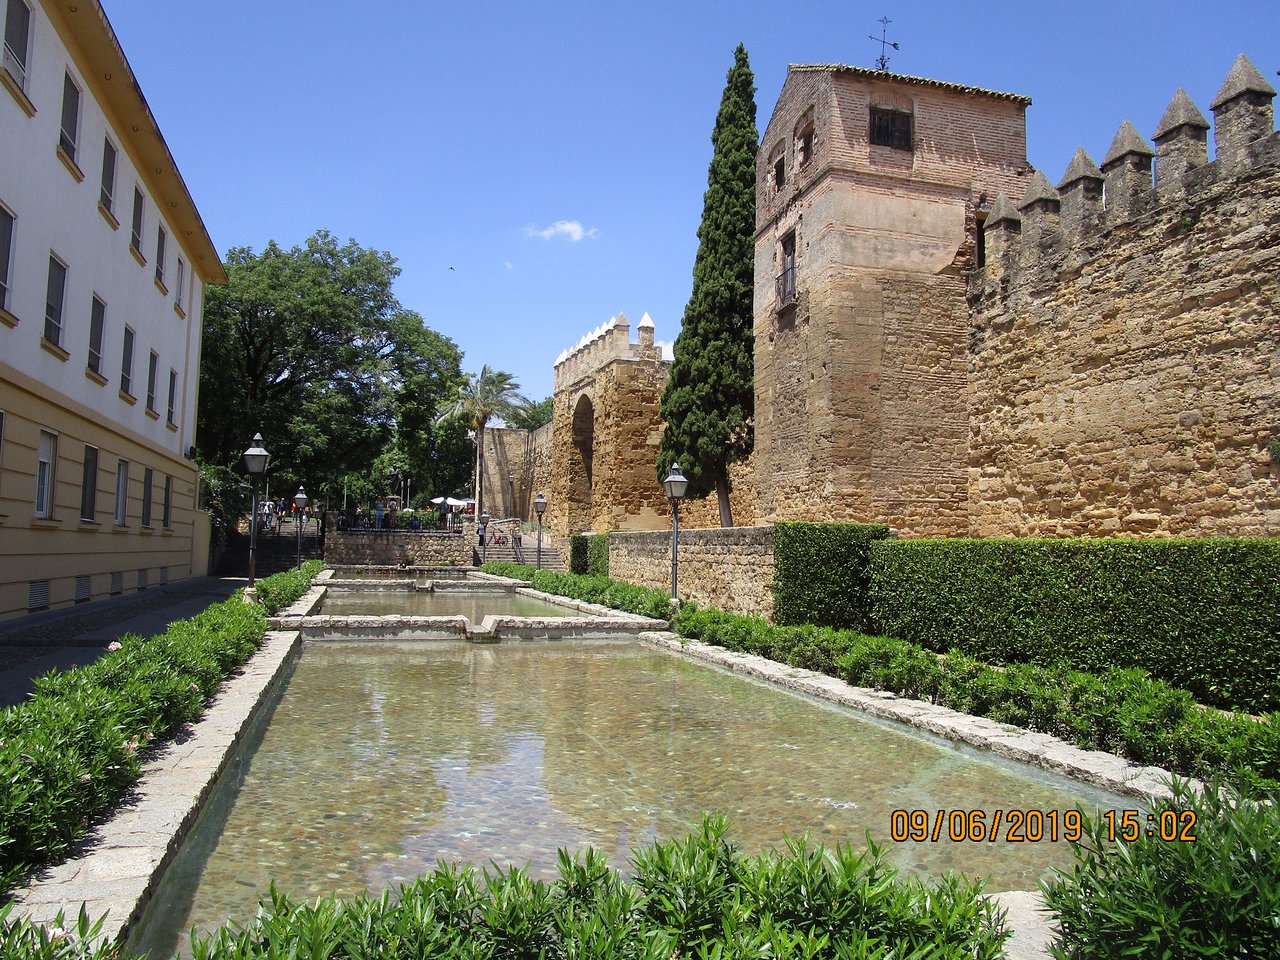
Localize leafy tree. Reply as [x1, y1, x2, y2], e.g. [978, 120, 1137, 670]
[506, 396, 554, 432]
[435, 365, 527, 516]
[658, 43, 758, 527]
[196, 230, 468, 509]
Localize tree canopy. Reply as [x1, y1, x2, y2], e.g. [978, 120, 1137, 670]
[658, 43, 759, 527]
[435, 365, 527, 516]
[506, 396, 554, 432]
[197, 230, 468, 514]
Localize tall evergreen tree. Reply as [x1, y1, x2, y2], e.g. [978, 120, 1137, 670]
[658, 43, 758, 527]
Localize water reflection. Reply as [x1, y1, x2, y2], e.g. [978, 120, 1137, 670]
[132, 640, 1121, 957]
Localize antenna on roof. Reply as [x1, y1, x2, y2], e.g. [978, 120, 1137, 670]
[869, 17, 899, 72]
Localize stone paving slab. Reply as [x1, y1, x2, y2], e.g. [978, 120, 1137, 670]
[7, 630, 302, 945]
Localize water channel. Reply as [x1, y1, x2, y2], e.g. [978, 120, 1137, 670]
[129, 639, 1122, 957]
[316, 589, 581, 620]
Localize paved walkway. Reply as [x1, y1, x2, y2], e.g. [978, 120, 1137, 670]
[0, 576, 246, 707]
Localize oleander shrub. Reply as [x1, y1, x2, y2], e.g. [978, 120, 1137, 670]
[0, 564, 320, 896]
[254, 559, 323, 614]
[170, 815, 1007, 960]
[0, 905, 118, 959]
[1043, 777, 1280, 959]
[868, 536, 1280, 713]
[480, 561, 536, 581]
[772, 522, 893, 630]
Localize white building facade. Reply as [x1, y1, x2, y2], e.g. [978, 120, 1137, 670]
[0, 0, 225, 620]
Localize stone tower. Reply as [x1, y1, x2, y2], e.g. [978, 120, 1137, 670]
[753, 65, 1031, 535]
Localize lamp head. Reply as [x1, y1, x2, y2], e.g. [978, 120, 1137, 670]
[533, 492, 547, 516]
[294, 485, 309, 510]
[662, 462, 688, 501]
[242, 432, 270, 476]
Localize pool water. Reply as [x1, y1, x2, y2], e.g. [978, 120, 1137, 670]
[316, 589, 581, 620]
[129, 640, 1121, 957]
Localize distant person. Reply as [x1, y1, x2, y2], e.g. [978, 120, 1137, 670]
[375, 499, 385, 529]
[477, 520, 486, 547]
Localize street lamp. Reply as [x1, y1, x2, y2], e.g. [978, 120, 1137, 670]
[294, 485, 309, 569]
[478, 511, 490, 565]
[242, 433, 270, 588]
[508, 471, 515, 517]
[662, 462, 688, 600]
[533, 492, 547, 570]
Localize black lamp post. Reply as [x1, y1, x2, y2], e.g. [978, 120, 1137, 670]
[508, 471, 515, 517]
[294, 485, 309, 569]
[243, 433, 270, 588]
[533, 492, 547, 570]
[479, 511, 490, 565]
[662, 463, 688, 600]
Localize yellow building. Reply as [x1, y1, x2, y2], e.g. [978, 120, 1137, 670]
[0, 0, 225, 620]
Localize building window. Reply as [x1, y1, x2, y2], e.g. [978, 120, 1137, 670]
[174, 258, 185, 310]
[797, 121, 815, 167]
[870, 107, 913, 151]
[0, 203, 12, 313]
[155, 225, 166, 286]
[121, 326, 135, 396]
[88, 295, 105, 374]
[99, 139, 117, 212]
[162, 474, 172, 528]
[114, 459, 128, 525]
[146, 350, 158, 412]
[35, 429, 56, 518]
[2, 0, 31, 90]
[59, 72, 81, 163]
[141, 466, 153, 527]
[44, 254, 67, 347]
[80, 443, 98, 520]
[776, 231, 797, 306]
[166, 368, 177, 424]
[130, 188, 144, 254]
[773, 155, 786, 191]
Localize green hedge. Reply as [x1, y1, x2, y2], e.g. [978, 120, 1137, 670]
[773, 522, 892, 629]
[868, 537, 1280, 713]
[672, 604, 1280, 790]
[0, 564, 318, 895]
[480, 564, 672, 620]
[568, 534, 609, 576]
[1043, 777, 1280, 958]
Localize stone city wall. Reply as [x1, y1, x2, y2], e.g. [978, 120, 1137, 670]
[970, 63, 1279, 537]
[609, 525, 775, 620]
[325, 530, 473, 566]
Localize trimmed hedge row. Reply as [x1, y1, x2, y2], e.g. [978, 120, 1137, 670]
[772, 522, 892, 629]
[868, 537, 1280, 713]
[481, 563, 671, 621]
[0, 562, 320, 895]
[568, 534, 610, 576]
[672, 604, 1280, 789]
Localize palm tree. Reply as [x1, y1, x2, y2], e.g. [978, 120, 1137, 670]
[434, 365, 526, 516]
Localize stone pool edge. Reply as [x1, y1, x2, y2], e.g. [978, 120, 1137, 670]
[639, 630, 1192, 960]
[6, 629, 303, 946]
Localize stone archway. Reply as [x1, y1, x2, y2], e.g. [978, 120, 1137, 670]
[567, 394, 594, 531]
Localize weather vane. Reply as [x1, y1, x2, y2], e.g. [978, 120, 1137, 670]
[869, 17, 899, 72]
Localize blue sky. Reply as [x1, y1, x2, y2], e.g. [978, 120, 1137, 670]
[100, 1, 1278, 403]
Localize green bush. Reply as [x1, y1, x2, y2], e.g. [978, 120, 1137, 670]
[254, 560, 323, 614]
[530, 570, 672, 620]
[773, 522, 892, 630]
[480, 561, 535, 581]
[0, 563, 319, 896]
[130, 815, 1003, 960]
[586, 533, 609, 576]
[568, 535, 590, 574]
[1043, 777, 1280, 958]
[868, 536, 1280, 713]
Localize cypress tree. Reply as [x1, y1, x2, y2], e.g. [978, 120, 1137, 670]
[658, 43, 758, 527]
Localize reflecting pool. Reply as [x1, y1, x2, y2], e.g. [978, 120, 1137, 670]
[130, 640, 1121, 957]
[316, 589, 581, 620]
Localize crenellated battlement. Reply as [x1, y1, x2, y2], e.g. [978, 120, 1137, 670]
[977, 54, 1276, 300]
[552, 311, 666, 390]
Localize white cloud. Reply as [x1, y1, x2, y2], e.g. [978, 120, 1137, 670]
[525, 219, 599, 242]
[503, 261, 514, 271]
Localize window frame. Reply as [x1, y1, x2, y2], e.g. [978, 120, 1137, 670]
[114, 458, 128, 525]
[2, 0, 32, 91]
[154, 224, 166, 286]
[35, 429, 56, 518]
[80, 443, 98, 521]
[99, 138, 117, 212]
[146, 349, 158, 412]
[870, 106, 913, 151]
[174, 257, 185, 310]
[130, 187, 144, 255]
[120, 325, 135, 396]
[58, 71, 81, 163]
[166, 368, 177, 425]
[141, 466, 153, 528]
[0, 202, 13, 313]
[162, 474, 172, 528]
[88, 294, 106, 375]
[44, 253, 67, 347]
[776, 230, 797, 307]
